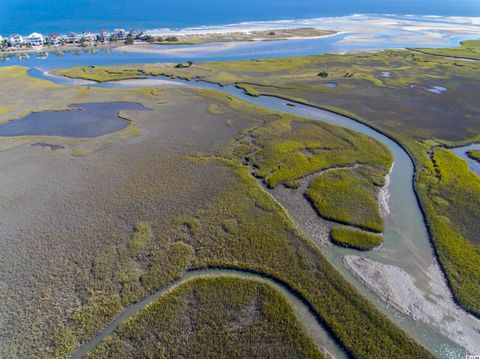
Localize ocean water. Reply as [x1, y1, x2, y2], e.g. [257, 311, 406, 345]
[0, 0, 479, 36]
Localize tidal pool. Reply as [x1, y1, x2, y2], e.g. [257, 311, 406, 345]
[0, 102, 148, 138]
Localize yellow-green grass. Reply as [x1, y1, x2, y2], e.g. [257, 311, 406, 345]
[331, 227, 383, 250]
[467, 149, 480, 163]
[416, 148, 480, 315]
[54, 66, 143, 82]
[410, 40, 480, 61]
[233, 115, 392, 189]
[230, 113, 391, 234]
[88, 277, 325, 359]
[178, 161, 432, 359]
[0, 65, 433, 358]
[306, 168, 384, 232]
[57, 43, 478, 316]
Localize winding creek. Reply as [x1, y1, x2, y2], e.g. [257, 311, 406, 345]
[70, 269, 348, 359]
[17, 70, 480, 358]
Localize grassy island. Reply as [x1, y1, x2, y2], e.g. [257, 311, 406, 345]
[330, 227, 383, 250]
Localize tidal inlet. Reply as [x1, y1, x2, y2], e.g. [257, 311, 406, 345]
[0, 1, 480, 358]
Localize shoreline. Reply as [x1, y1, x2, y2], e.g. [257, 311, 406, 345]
[0, 28, 337, 57]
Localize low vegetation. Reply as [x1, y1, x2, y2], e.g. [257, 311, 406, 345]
[88, 277, 325, 359]
[54, 66, 143, 82]
[60, 42, 479, 316]
[230, 114, 391, 233]
[416, 148, 480, 314]
[467, 149, 480, 163]
[330, 227, 382, 250]
[0, 68, 432, 359]
[410, 40, 480, 60]
[306, 168, 384, 232]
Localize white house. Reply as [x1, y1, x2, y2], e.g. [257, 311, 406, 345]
[96, 30, 107, 42]
[129, 29, 141, 39]
[26, 32, 44, 47]
[46, 33, 61, 46]
[114, 29, 126, 41]
[8, 34, 24, 47]
[67, 32, 79, 44]
[81, 31, 96, 43]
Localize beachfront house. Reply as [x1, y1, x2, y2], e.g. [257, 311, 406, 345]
[80, 32, 96, 44]
[26, 32, 44, 47]
[98, 30, 110, 42]
[114, 29, 126, 41]
[8, 34, 24, 47]
[67, 32, 79, 44]
[129, 29, 142, 39]
[46, 33, 61, 46]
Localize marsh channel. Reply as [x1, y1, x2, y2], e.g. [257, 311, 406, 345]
[24, 70, 480, 359]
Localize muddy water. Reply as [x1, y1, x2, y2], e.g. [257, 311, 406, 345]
[70, 269, 348, 359]
[31, 72, 480, 358]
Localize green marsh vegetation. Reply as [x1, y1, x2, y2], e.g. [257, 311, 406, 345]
[306, 168, 384, 232]
[410, 40, 480, 61]
[467, 149, 480, 163]
[416, 148, 480, 314]
[330, 227, 383, 251]
[0, 66, 432, 358]
[61, 42, 480, 316]
[88, 277, 325, 359]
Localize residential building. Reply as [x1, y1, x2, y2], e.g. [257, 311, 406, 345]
[46, 33, 61, 46]
[67, 32, 79, 44]
[26, 32, 44, 47]
[114, 29, 126, 41]
[129, 29, 141, 39]
[98, 30, 110, 42]
[8, 34, 24, 47]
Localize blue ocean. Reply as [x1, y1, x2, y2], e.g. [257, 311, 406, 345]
[1, 0, 479, 35]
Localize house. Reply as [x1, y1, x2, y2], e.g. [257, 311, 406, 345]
[26, 32, 44, 47]
[8, 34, 24, 47]
[46, 33, 61, 46]
[80, 31, 96, 43]
[67, 32, 79, 44]
[98, 30, 110, 42]
[114, 29, 126, 41]
[129, 29, 141, 39]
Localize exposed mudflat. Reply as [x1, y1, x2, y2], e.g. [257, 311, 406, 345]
[344, 255, 480, 354]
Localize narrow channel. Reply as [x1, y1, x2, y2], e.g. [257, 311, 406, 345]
[70, 269, 349, 359]
[30, 70, 480, 358]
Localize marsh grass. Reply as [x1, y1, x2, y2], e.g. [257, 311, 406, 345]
[307, 168, 384, 232]
[232, 114, 391, 232]
[87, 277, 325, 359]
[331, 227, 383, 250]
[417, 148, 480, 314]
[63, 43, 479, 317]
[466, 149, 480, 163]
[410, 40, 480, 61]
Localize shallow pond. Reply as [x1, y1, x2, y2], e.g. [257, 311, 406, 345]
[0, 102, 148, 138]
[323, 82, 337, 88]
